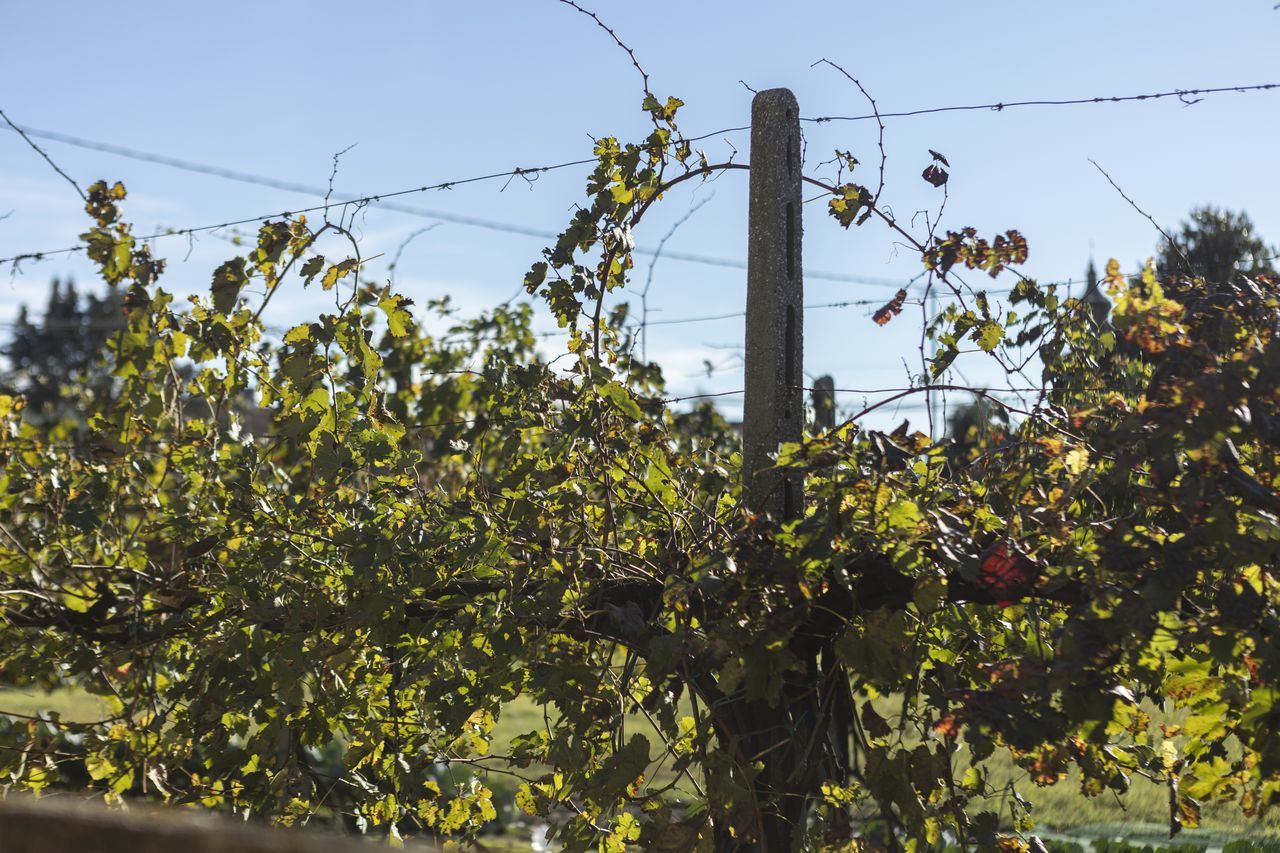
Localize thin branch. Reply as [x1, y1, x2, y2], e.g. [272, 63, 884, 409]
[1088, 158, 1190, 271]
[556, 0, 652, 101]
[0, 108, 86, 201]
[837, 384, 1036, 427]
[388, 223, 441, 284]
[636, 191, 714, 360]
[812, 59, 886, 203]
[590, 161, 747, 359]
[323, 143, 357, 224]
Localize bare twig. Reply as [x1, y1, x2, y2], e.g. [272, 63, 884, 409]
[837, 384, 1036, 427]
[812, 59, 886, 202]
[323, 143, 357, 224]
[556, 0, 652, 101]
[1088, 158, 1190, 271]
[0, 108, 86, 201]
[918, 187, 949, 434]
[590, 161, 747, 359]
[388, 223, 441, 284]
[636, 191, 714, 360]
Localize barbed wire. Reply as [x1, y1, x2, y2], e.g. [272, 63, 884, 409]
[640, 297, 914, 329]
[650, 382, 1139, 414]
[3, 79, 1266, 421]
[0, 158, 602, 268]
[0, 123, 907, 288]
[802, 82, 1280, 124]
[11, 77, 1276, 279]
[0, 267, 1131, 335]
[628, 273, 1125, 332]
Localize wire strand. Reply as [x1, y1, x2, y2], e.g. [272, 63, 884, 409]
[803, 82, 1279, 124]
[0, 123, 894, 285]
[9, 76, 1276, 275]
[0, 157, 600, 267]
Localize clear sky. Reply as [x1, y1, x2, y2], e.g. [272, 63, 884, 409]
[3, 1, 1279, 428]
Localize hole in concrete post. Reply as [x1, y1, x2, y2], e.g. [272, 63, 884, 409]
[786, 202, 795, 281]
[785, 304, 795, 420]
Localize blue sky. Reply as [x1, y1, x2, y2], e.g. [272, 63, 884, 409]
[3, 1, 1279, 427]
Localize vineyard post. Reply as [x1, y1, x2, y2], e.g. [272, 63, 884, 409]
[812, 375, 836, 432]
[743, 87, 804, 521]
[733, 88, 815, 850]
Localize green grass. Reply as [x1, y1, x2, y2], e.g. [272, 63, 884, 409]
[6, 685, 1279, 845]
[487, 694, 1280, 844]
[988, 760, 1280, 844]
[0, 685, 109, 721]
[975, 712, 1280, 842]
[487, 694, 698, 796]
[444, 838, 539, 853]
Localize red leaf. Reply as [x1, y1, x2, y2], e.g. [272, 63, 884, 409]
[977, 540, 1038, 605]
[928, 149, 950, 167]
[922, 164, 949, 187]
[933, 714, 960, 738]
[1244, 654, 1261, 685]
[872, 288, 909, 326]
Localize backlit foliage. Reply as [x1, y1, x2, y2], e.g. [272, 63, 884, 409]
[2, 92, 1279, 851]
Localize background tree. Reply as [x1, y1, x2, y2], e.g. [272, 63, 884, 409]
[944, 396, 1009, 468]
[1, 277, 123, 419]
[1159, 206, 1277, 285]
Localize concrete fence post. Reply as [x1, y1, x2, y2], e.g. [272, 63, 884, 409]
[811, 375, 835, 432]
[743, 88, 804, 520]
